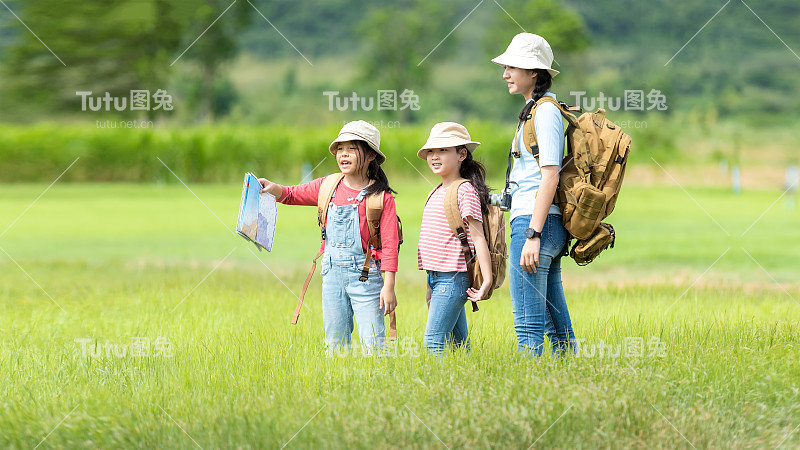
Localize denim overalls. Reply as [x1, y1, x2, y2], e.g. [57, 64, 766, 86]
[319, 186, 385, 352]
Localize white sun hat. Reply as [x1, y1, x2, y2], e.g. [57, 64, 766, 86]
[329, 120, 385, 165]
[417, 122, 480, 159]
[491, 33, 559, 77]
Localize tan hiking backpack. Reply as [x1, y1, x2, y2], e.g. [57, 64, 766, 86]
[520, 96, 631, 265]
[292, 173, 402, 339]
[425, 179, 507, 311]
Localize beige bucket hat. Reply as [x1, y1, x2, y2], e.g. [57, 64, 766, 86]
[491, 33, 559, 77]
[329, 120, 385, 164]
[417, 122, 480, 159]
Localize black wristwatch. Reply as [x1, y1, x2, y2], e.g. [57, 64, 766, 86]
[525, 228, 542, 240]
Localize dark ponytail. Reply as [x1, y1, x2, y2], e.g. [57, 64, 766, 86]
[354, 141, 396, 196]
[518, 69, 553, 120]
[531, 68, 552, 102]
[458, 146, 490, 215]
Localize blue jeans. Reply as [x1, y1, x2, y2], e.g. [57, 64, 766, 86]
[424, 271, 470, 354]
[509, 214, 576, 356]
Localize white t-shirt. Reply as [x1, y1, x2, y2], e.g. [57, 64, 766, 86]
[509, 92, 565, 221]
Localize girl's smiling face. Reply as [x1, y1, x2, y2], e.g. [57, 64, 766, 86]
[425, 146, 467, 178]
[503, 65, 536, 96]
[335, 140, 375, 176]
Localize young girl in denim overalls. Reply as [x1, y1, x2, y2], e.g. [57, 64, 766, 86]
[259, 121, 399, 353]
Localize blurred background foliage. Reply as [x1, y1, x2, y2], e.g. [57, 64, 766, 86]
[0, 0, 798, 181]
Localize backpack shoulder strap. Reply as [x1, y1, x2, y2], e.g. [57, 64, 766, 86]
[363, 188, 399, 341]
[443, 179, 470, 237]
[365, 190, 384, 243]
[425, 184, 442, 205]
[444, 178, 476, 302]
[522, 96, 580, 165]
[317, 173, 345, 234]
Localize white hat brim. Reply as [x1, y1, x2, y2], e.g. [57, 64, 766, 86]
[417, 138, 480, 160]
[491, 54, 559, 77]
[329, 132, 385, 165]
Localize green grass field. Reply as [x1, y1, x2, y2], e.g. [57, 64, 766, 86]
[1, 179, 799, 449]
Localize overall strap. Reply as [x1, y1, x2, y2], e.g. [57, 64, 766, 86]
[316, 173, 345, 239]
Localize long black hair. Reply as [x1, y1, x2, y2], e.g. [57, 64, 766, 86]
[352, 140, 396, 196]
[458, 146, 490, 215]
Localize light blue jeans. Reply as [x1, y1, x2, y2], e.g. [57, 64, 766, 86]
[509, 214, 576, 357]
[424, 271, 470, 355]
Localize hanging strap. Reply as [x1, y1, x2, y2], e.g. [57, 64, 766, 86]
[293, 175, 344, 325]
[292, 247, 324, 325]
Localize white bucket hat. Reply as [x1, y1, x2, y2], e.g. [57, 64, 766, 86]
[329, 120, 385, 165]
[491, 33, 559, 77]
[417, 122, 480, 159]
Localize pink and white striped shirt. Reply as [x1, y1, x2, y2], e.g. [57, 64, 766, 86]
[417, 182, 483, 272]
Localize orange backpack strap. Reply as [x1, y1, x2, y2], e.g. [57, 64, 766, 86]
[363, 189, 398, 341]
[361, 189, 383, 281]
[292, 174, 344, 325]
[522, 96, 579, 164]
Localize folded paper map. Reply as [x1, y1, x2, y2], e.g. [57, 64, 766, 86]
[236, 173, 277, 252]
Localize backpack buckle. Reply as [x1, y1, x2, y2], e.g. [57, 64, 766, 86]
[359, 269, 369, 282]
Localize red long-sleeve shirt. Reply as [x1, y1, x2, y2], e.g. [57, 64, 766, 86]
[279, 177, 399, 272]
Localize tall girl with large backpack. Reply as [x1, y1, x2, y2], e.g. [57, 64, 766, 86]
[258, 120, 399, 354]
[492, 33, 578, 357]
[417, 122, 493, 355]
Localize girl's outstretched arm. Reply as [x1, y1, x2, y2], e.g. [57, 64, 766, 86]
[466, 216, 492, 302]
[260, 177, 324, 206]
[258, 178, 283, 198]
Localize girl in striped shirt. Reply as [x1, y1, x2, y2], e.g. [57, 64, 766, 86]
[417, 122, 493, 354]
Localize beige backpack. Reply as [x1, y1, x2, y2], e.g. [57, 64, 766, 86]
[521, 96, 631, 265]
[292, 173, 402, 339]
[425, 179, 507, 310]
